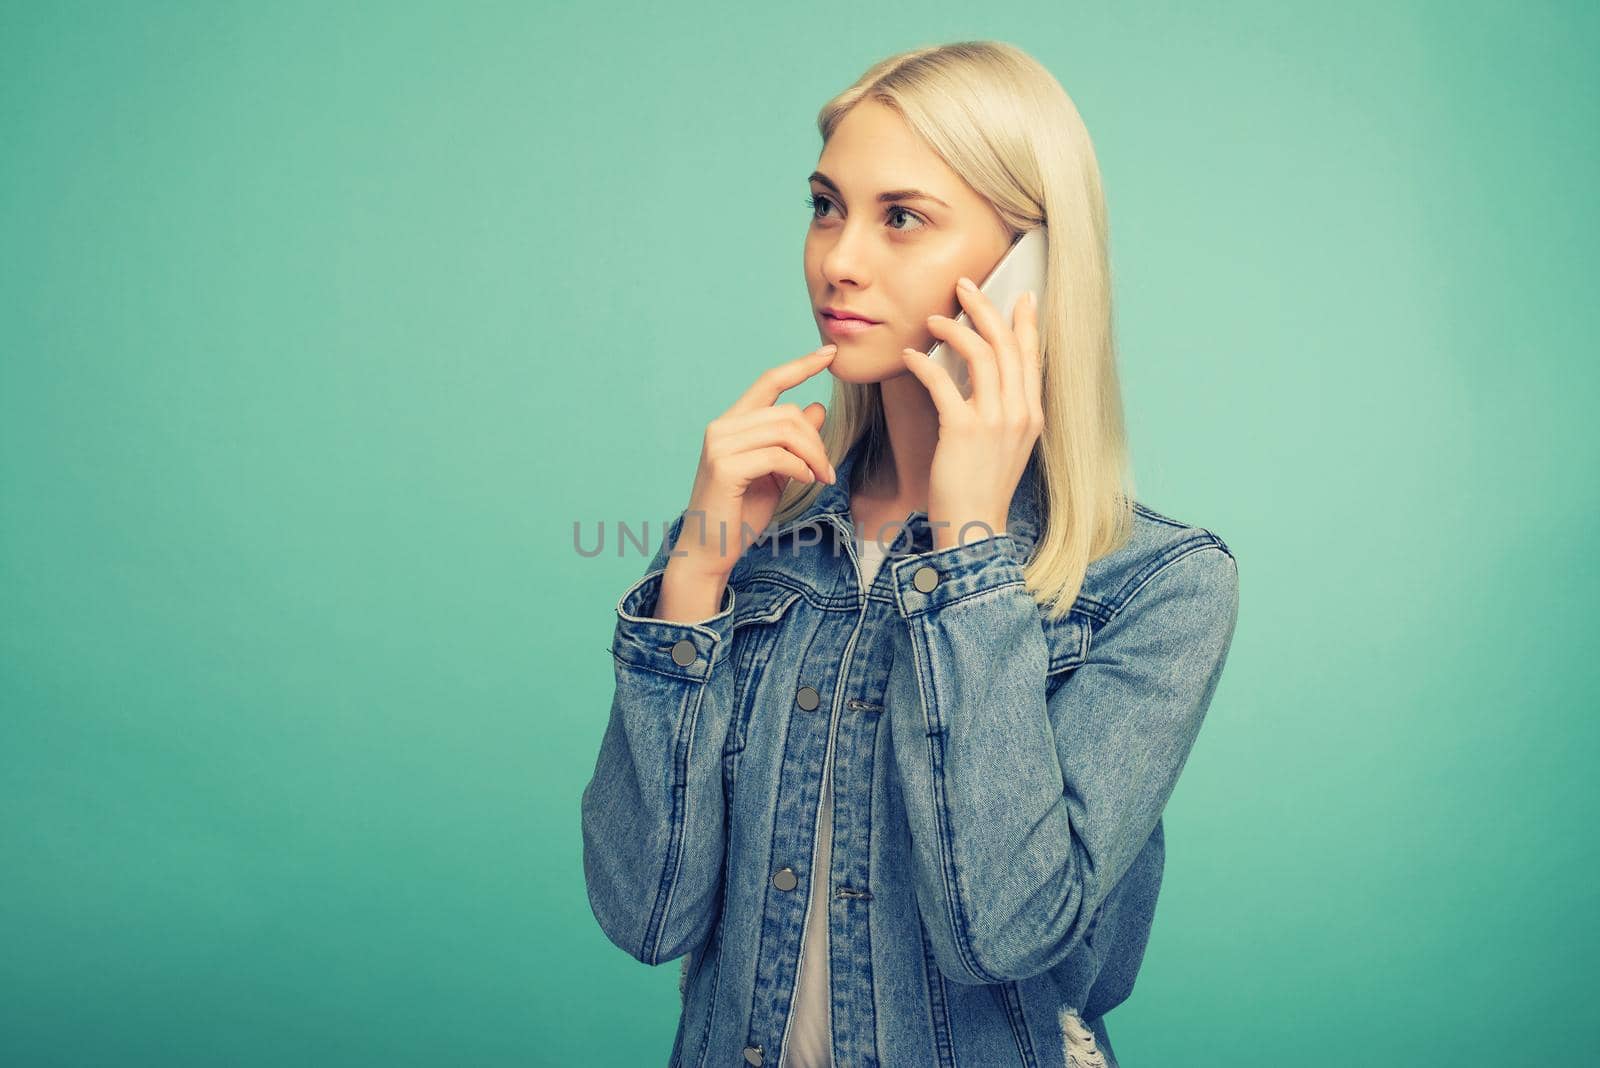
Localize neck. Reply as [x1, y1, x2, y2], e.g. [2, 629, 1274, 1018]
[855, 374, 942, 510]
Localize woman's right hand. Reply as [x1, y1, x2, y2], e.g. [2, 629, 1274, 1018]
[668, 343, 840, 584]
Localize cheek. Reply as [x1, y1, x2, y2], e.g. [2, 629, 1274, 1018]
[898, 276, 957, 324]
[928, 281, 964, 320]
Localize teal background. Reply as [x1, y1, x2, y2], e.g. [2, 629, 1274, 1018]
[3, 2, 1596, 1064]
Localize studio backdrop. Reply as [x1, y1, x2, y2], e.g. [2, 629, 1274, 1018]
[2, 3, 1595, 1066]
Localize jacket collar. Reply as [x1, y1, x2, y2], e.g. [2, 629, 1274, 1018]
[759, 432, 1044, 553]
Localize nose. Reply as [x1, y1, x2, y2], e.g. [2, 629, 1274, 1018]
[817, 222, 875, 291]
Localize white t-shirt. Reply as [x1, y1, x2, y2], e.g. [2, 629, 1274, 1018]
[782, 536, 891, 1068]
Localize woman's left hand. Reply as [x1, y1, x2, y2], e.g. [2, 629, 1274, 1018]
[899, 275, 1044, 552]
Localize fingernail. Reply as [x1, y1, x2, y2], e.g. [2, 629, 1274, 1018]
[957, 276, 976, 291]
[820, 343, 838, 354]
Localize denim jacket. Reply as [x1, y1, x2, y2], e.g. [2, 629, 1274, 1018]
[581, 434, 1240, 1068]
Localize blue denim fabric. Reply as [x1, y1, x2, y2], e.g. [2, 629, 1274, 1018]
[581, 434, 1240, 1068]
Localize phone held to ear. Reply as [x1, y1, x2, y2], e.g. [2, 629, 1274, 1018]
[923, 226, 1048, 399]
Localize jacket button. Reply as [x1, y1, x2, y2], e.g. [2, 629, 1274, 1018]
[742, 1046, 765, 1066]
[913, 565, 940, 593]
[670, 639, 697, 666]
[772, 867, 798, 891]
[796, 685, 820, 711]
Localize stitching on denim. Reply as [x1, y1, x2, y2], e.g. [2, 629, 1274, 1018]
[902, 615, 1006, 985]
[619, 567, 736, 637]
[1126, 502, 1237, 559]
[768, 584, 865, 1067]
[892, 539, 1023, 581]
[724, 622, 771, 758]
[1129, 500, 1185, 528]
[609, 646, 709, 685]
[690, 860, 727, 1064]
[729, 586, 804, 631]
[903, 577, 1029, 620]
[643, 679, 702, 962]
[790, 575, 876, 1068]
[728, 569, 832, 606]
[1042, 613, 1093, 677]
[919, 921, 958, 1068]
[1111, 543, 1231, 620]
[658, 679, 709, 960]
[995, 981, 1039, 1067]
[692, 953, 719, 1068]
[1129, 503, 1233, 561]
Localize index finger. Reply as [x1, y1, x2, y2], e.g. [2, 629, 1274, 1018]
[728, 343, 838, 416]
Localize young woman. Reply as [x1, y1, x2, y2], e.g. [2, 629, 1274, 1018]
[581, 41, 1240, 1068]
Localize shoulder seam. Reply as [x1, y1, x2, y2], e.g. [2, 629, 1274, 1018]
[1130, 500, 1186, 528]
[1111, 541, 1234, 620]
[1130, 503, 1235, 559]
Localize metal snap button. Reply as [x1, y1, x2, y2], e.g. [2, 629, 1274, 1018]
[796, 685, 820, 711]
[742, 1045, 765, 1066]
[913, 565, 940, 593]
[670, 638, 697, 666]
[772, 867, 798, 891]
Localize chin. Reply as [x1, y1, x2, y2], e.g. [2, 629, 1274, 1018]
[825, 347, 906, 385]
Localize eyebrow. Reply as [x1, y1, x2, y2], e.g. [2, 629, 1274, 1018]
[808, 171, 951, 210]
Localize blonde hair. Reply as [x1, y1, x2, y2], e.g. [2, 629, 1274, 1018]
[774, 40, 1136, 621]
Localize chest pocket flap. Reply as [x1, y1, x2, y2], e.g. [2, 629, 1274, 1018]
[730, 580, 804, 631]
[1040, 607, 1092, 678]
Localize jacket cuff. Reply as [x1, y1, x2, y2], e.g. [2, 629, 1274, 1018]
[889, 532, 1029, 619]
[612, 567, 737, 680]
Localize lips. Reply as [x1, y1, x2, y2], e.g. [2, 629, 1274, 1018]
[821, 313, 879, 338]
[822, 307, 882, 324]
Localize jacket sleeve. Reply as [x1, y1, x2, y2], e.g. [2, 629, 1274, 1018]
[580, 509, 740, 965]
[885, 533, 1240, 985]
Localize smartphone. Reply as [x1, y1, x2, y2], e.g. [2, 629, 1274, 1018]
[923, 226, 1048, 399]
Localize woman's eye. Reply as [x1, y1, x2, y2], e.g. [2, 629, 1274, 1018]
[805, 193, 925, 231]
[885, 205, 925, 231]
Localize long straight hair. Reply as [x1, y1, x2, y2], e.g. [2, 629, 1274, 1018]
[773, 40, 1136, 621]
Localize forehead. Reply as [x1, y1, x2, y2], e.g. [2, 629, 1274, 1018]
[814, 100, 966, 201]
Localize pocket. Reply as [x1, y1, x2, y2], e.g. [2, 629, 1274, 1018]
[721, 582, 806, 769]
[1041, 605, 1093, 689]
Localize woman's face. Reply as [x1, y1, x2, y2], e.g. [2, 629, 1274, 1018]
[804, 99, 1015, 386]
